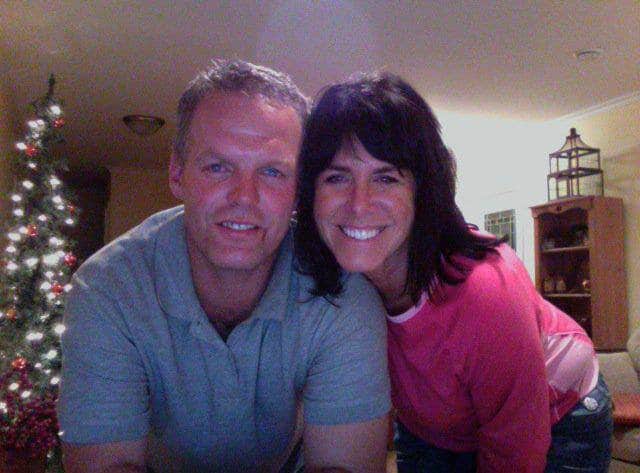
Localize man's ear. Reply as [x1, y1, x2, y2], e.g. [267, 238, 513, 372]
[168, 152, 185, 201]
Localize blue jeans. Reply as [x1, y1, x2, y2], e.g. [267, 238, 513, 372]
[394, 422, 476, 473]
[395, 376, 612, 473]
[545, 374, 613, 472]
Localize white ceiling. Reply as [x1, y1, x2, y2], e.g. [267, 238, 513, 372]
[1, 1, 638, 169]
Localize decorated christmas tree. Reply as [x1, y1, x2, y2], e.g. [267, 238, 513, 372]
[0, 75, 77, 463]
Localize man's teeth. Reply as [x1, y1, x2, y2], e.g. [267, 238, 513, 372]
[221, 222, 257, 231]
[341, 226, 381, 240]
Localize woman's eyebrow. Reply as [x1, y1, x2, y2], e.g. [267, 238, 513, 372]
[325, 164, 351, 172]
[373, 165, 398, 174]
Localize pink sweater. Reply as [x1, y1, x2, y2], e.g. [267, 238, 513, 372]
[387, 244, 598, 473]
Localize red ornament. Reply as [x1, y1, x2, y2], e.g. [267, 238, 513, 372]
[51, 283, 64, 295]
[11, 357, 27, 370]
[64, 252, 77, 267]
[53, 117, 65, 128]
[25, 145, 38, 157]
[68, 205, 76, 214]
[6, 308, 17, 320]
[27, 224, 38, 237]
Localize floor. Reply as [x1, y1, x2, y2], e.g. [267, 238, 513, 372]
[610, 459, 640, 473]
[386, 451, 397, 473]
[387, 452, 638, 472]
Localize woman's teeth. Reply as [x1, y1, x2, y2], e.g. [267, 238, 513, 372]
[340, 226, 382, 240]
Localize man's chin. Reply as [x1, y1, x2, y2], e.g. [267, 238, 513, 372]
[206, 250, 275, 273]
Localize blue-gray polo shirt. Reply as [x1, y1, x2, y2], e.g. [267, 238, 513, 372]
[58, 207, 390, 472]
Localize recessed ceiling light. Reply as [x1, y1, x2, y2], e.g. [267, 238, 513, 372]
[574, 48, 604, 61]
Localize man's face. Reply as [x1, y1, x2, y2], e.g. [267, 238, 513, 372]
[169, 91, 302, 277]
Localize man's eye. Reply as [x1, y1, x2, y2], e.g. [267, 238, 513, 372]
[204, 163, 226, 173]
[262, 167, 284, 178]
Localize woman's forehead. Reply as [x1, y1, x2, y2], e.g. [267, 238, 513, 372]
[332, 135, 405, 169]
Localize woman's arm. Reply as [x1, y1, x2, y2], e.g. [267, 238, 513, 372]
[466, 264, 551, 472]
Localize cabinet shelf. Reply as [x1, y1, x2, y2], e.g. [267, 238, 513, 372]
[531, 196, 627, 350]
[542, 245, 589, 254]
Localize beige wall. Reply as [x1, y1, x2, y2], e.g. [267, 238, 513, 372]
[104, 100, 640, 335]
[0, 77, 17, 221]
[105, 165, 179, 241]
[565, 99, 640, 333]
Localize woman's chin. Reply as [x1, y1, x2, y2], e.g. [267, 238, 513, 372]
[335, 255, 382, 276]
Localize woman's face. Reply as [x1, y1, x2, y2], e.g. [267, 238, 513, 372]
[313, 138, 415, 280]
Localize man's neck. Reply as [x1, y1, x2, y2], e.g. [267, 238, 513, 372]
[189, 257, 276, 338]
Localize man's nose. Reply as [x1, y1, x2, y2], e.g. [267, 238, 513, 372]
[228, 172, 260, 206]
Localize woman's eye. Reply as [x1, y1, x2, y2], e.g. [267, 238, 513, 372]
[375, 175, 399, 184]
[323, 174, 347, 184]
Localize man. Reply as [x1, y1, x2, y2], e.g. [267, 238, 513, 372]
[57, 59, 390, 472]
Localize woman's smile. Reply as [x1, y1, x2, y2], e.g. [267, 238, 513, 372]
[313, 138, 415, 276]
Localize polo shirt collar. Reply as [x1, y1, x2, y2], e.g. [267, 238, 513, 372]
[250, 232, 294, 322]
[153, 207, 203, 323]
[153, 207, 293, 323]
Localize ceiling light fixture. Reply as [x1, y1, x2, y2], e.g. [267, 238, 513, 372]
[122, 114, 165, 136]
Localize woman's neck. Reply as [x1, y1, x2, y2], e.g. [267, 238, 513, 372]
[365, 260, 414, 316]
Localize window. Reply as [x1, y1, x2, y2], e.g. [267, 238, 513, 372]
[484, 209, 516, 250]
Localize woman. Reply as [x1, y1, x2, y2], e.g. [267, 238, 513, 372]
[295, 73, 612, 472]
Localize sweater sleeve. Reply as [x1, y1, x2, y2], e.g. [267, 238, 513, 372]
[464, 260, 550, 473]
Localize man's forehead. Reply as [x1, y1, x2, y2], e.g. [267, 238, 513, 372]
[225, 122, 275, 138]
[200, 91, 295, 118]
[190, 92, 300, 137]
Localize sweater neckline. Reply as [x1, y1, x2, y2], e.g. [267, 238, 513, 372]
[386, 292, 429, 324]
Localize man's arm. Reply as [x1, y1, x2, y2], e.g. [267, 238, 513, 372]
[303, 414, 389, 473]
[300, 274, 391, 473]
[58, 273, 151, 470]
[62, 439, 147, 473]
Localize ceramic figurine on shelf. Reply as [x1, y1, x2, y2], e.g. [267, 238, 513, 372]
[542, 238, 557, 250]
[570, 224, 589, 246]
[543, 276, 555, 293]
[555, 277, 567, 293]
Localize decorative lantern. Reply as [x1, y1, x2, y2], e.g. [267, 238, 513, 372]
[547, 128, 603, 201]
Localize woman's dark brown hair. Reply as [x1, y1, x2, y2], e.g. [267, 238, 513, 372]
[295, 72, 501, 303]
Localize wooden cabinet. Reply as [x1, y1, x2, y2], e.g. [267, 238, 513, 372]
[531, 196, 627, 350]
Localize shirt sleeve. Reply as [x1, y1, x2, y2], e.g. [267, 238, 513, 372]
[302, 274, 391, 425]
[57, 272, 150, 444]
[466, 265, 551, 473]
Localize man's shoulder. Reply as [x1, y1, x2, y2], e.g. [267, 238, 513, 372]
[74, 206, 184, 286]
[293, 269, 385, 329]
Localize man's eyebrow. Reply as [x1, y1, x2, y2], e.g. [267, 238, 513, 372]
[193, 150, 224, 164]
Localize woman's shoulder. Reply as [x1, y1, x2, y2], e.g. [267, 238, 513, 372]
[440, 244, 541, 333]
[451, 244, 524, 295]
